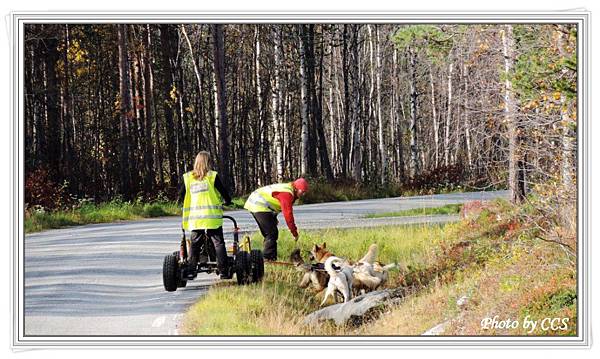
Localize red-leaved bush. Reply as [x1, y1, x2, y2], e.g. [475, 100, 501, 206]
[25, 167, 72, 211]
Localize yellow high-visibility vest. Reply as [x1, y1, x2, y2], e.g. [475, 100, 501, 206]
[244, 183, 294, 213]
[182, 170, 223, 230]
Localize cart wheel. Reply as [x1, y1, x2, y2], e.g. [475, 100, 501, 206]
[163, 253, 180, 292]
[250, 249, 264, 283]
[235, 251, 251, 285]
[172, 251, 188, 288]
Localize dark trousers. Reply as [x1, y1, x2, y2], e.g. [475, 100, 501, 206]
[191, 227, 227, 274]
[251, 212, 279, 260]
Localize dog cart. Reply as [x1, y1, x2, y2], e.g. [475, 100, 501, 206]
[162, 215, 264, 292]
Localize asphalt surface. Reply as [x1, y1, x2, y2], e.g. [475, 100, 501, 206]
[23, 190, 507, 336]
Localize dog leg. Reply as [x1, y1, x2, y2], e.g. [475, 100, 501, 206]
[321, 285, 335, 306]
[299, 273, 311, 288]
[343, 287, 351, 302]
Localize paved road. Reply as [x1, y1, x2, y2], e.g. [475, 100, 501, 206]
[24, 190, 507, 336]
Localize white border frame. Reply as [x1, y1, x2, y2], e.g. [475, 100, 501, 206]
[9, 11, 590, 349]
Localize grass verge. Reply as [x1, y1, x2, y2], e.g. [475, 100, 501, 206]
[183, 223, 448, 335]
[183, 200, 577, 336]
[364, 203, 462, 219]
[25, 200, 181, 233]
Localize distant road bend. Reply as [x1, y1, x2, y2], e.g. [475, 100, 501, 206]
[24, 190, 507, 336]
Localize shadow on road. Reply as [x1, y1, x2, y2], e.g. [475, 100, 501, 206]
[25, 280, 213, 317]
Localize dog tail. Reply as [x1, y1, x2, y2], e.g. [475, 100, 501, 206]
[382, 263, 397, 271]
[324, 256, 343, 276]
[359, 244, 379, 264]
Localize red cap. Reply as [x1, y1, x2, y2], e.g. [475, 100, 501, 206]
[293, 178, 309, 193]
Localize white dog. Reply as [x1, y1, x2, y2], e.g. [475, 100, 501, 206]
[321, 256, 353, 306]
[352, 244, 397, 294]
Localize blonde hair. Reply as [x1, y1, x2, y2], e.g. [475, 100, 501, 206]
[192, 151, 211, 180]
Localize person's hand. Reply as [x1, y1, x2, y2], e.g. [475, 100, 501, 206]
[293, 234, 300, 242]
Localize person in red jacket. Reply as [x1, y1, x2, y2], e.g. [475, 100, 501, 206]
[244, 178, 309, 260]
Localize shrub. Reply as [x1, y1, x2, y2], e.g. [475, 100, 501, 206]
[301, 177, 402, 204]
[402, 164, 466, 194]
[25, 167, 73, 211]
[142, 203, 169, 217]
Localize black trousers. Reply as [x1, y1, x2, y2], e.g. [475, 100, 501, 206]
[191, 227, 227, 274]
[251, 212, 279, 260]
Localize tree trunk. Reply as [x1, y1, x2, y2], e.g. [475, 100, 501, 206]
[367, 25, 376, 143]
[272, 25, 284, 182]
[212, 24, 232, 190]
[350, 25, 362, 182]
[463, 63, 472, 168]
[299, 25, 310, 176]
[180, 24, 203, 97]
[117, 24, 133, 199]
[255, 27, 271, 184]
[62, 24, 76, 192]
[158, 24, 179, 187]
[555, 25, 576, 194]
[341, 25, 350, 177]
[328, 40, 338, 176]
[142, 24, 158, 190]
[408, 48, 419, 178]
[180, 24, 205, 164]
[429, 69, 439, 168]
[444, 62, 453, 167]
[375, 25, 386, 184]
[31, 39, 46, 167]
[311, 26, 334, 180]
[501, 24, 525, 203]
[43, 29, 61, 176]
[394, 48, 405, 183]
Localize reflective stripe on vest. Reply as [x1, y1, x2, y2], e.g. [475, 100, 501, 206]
[243, 183, 294, 213]
[182, 205, 223, 213]
[182, 170, 223, 230]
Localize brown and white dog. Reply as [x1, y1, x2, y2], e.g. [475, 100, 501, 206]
[351, 244, 397, 295]
[289, 243, 332, 292]
[290, 249, 327, 292]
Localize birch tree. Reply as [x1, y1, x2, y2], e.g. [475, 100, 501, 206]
[501, 24, 525, 203]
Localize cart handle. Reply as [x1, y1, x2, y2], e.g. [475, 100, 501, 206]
[181, 216, 239, 233]
[223, 216, 239, 229]
[223, 215, 238, 230]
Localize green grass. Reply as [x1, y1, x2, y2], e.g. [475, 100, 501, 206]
[25, 194, 249, 233]
[183, 222, 449, 335]
[24, 200, 181, 233]
[226, 196, 247, 210]
[183, 199, 577, 336]
[364, 203, 463, 219]
[25, 195, 252, 233]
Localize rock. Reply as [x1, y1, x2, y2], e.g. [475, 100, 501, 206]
[422, 294, 469, 335]
[422, 320, 451, 336]
[456, 295, 469, 308]
[304, 287, 407, 326]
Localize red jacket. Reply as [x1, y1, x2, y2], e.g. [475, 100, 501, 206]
[272, 191, 298, 237]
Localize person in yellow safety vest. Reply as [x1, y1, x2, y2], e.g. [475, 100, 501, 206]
[179, 151, 232, 279]
[244, 178, 309, 261]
